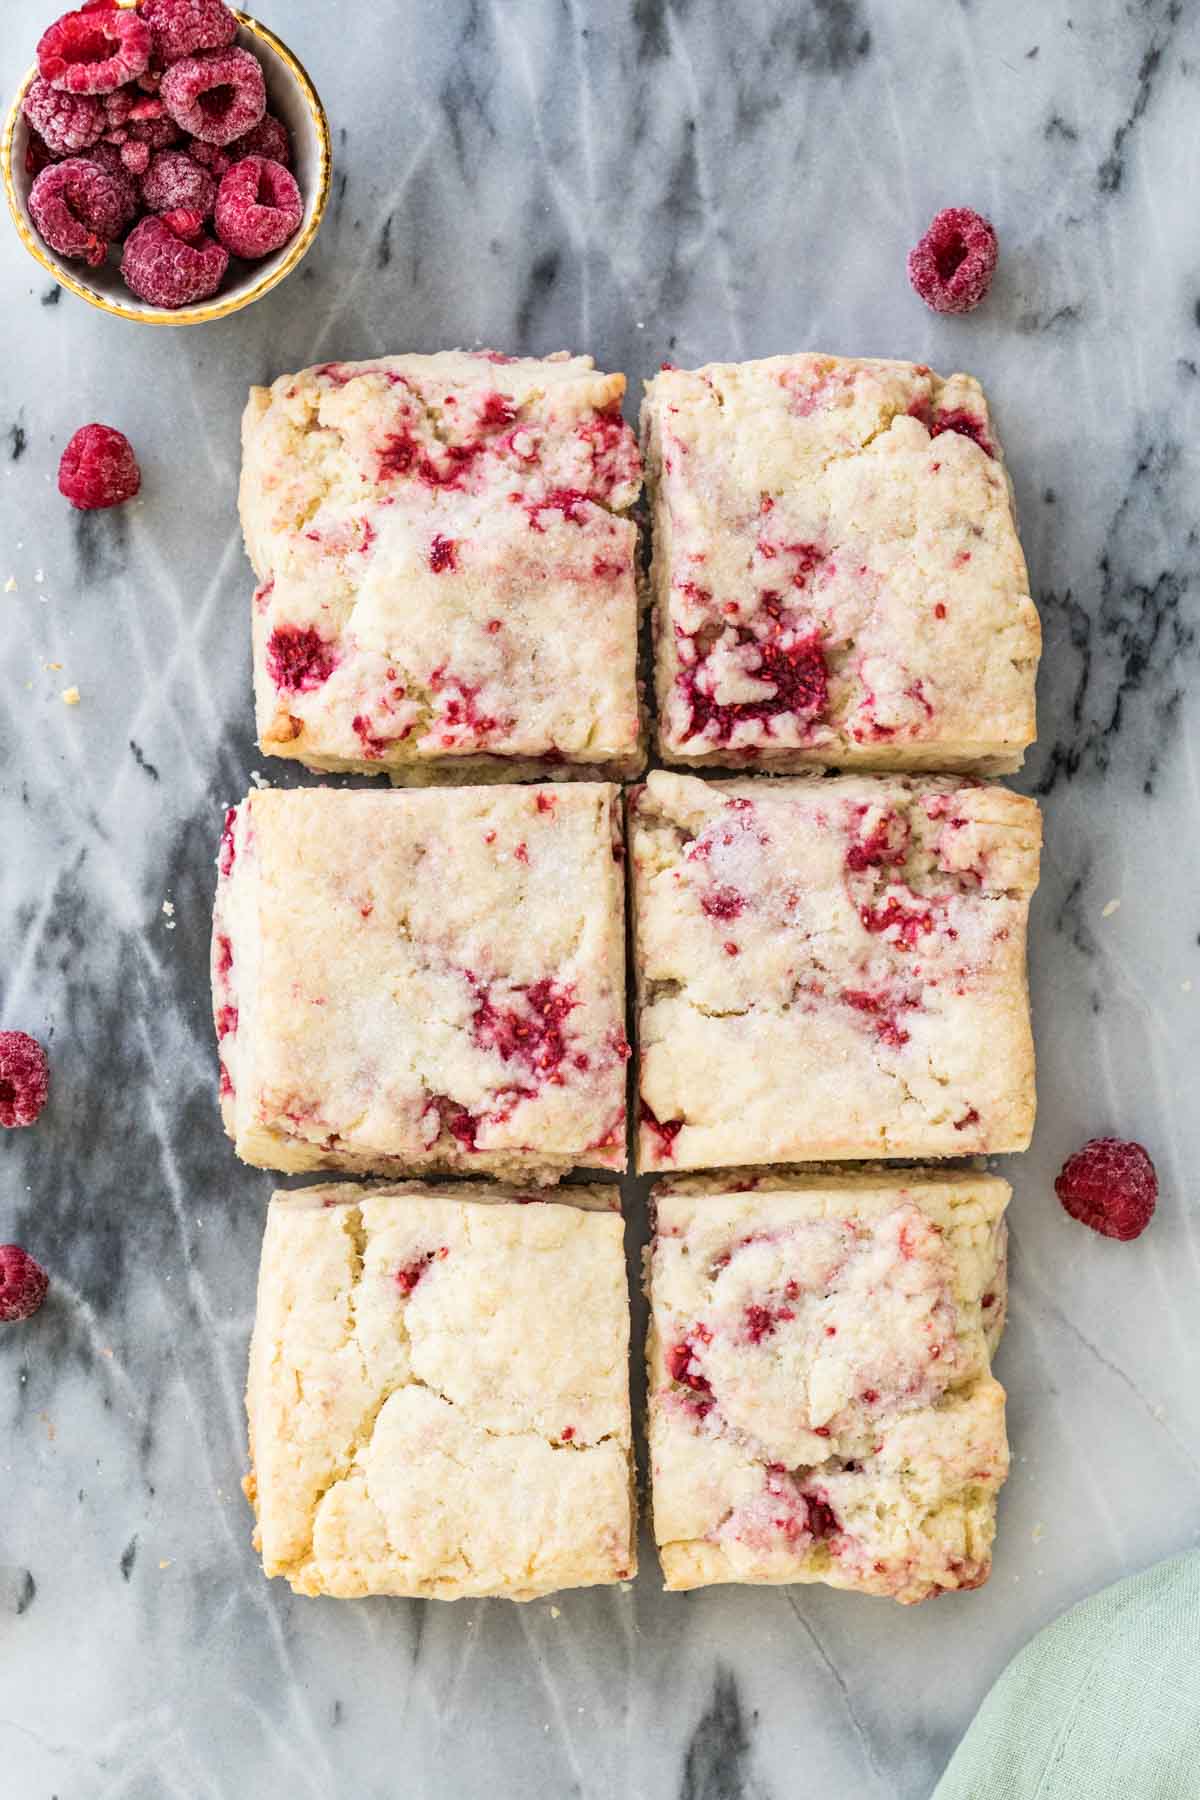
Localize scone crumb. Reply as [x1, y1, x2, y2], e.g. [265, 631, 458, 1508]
[4, 576, 15, 593]
[1101, 898, 1121, 918]
[549, 1605, 561, 1619]
[61, 686, 80, 706]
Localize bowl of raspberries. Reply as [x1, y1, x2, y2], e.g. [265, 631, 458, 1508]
[3, 0, 330, 323]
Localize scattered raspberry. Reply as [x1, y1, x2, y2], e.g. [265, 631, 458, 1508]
[37, 7, 151, 94]
[142, 0, 238, 64]
[265, 625, 337, 692]
[214, 155, 302, 258]
[28, 157, 136, 266]
[228, 111, 291, 167]
[23, 77, 105, 154]
[0, 1247, 50, 1325]
[58, 423, 141, 510]
[0, 1033, 49, 1127]
[120, 210, 228, 306]
[161, 46, 266, 146]
[907, 207, 998, 315]
[141, 149, 217, 215]
[1055, 1138, 1158, 1242]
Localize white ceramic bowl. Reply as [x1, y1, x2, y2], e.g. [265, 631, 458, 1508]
[2, 4, 330, 325]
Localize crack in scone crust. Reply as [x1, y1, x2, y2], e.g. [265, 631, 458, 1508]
[646, 1170, 1010, 1603]
[641, 353, 1040, 774]
[246, 1183, 636, 1601]
[240, 351, 645, 782]
[213, 781, 630, 1182]
[630, 769, 1040, 1170]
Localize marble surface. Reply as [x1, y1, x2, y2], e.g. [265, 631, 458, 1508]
[2, 0, 1199, 1793]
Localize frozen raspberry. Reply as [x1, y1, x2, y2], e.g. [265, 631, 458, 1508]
[0, 1033, 49, 1127]
[37, 7, 151, 95]
[28, 157, 136, 267]
[908, 207, 998, 315]
[159, 206, 205, 238]
[104, 95, 181, 156]
[162, 46, 266, 146]
[118, 139, 151, 175]
[58, 424, 141, 510]
[142, 0, 238, 63]
[25, 131, 57, 179]
[121, 211, 228, 306]
[228, 111, 291, 168]
[142, 149, 216, 215]
[0, 1248, 49, 1325]
[23, 77, 104, 155]
[214, 155, 302, 258]
[231, 114, 291, 169]
[79, 137, 135, 189]
[1055, 1138, 1158, 1242]
[185, 137, 233, 177]
[102, 86, 133, 130]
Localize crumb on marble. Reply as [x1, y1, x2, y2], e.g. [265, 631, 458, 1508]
[4, 576, 15, 593]
[61, 686, 80, 706]
[162, 900, 175, 918]
[1101, 899, 1121, 919]
[1031, 1521, 1044, 1543]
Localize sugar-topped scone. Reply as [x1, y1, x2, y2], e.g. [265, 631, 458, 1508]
[241, 351, 643, 783]
[247, 1182, 636, 1600]
[213, 783, 629, 1182]
[631, 770, 1040, 1170]
[647, 1169, 1010, 1602]
[642, 354, 1040, 773]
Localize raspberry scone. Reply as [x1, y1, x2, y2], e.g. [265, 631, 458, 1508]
[642, 354, 1040, 774]
[240, 351, 644, 782]
[631, 770, 1040, 1171]
[647, 1169, 1010, 1602]
[212, 783, 629, 1181]
[247, 1182, 636, 1600]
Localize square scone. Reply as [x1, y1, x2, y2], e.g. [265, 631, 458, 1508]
[213, 783, 629, 1181]
[631, 770, 1040, 1171]
[642, 354, 1040, 773]
[647, 1169, 1010, 1602]
[246, 1183, 636, 1600]
[240, 351, 643, 782]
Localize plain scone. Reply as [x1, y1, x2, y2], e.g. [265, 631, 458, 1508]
[647, 1168, 1010, 1602]
[240, 351, 644, 783]
[642, 353, 1040, 773]
[213, 783, 629, 1182]
[246, 1183, 636, 1600]
[631, 769, 1041, 1170]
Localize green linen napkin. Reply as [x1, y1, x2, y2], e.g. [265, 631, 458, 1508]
[933, 1553, 1200, 1799]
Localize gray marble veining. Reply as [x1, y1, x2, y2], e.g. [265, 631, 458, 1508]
[3, 1, 1199, 1794]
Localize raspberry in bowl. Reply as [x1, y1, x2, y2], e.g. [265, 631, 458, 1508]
[2, 1, 330, 325]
